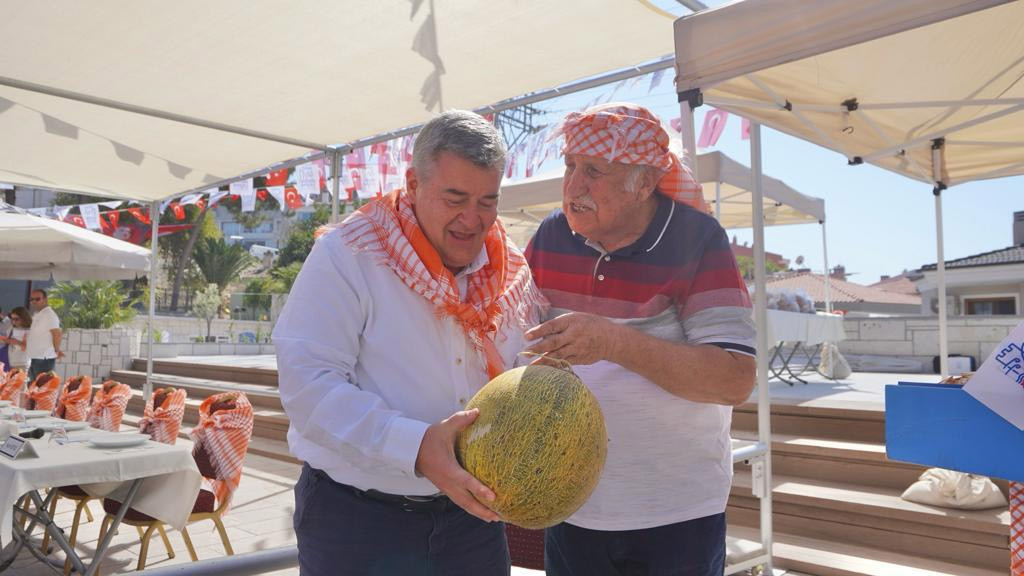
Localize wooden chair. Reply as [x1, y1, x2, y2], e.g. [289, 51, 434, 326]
[98, 395, 250, 570]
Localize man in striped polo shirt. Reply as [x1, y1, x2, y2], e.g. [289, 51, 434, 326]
[524, 103, 756, 576]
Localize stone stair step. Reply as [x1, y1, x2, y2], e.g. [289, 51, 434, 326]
[732, 402, 885, 443]
[111, 369, 281, 410]
[120, 413, 299, 465]
[130, 358, 278, 387]
[728, 525, 1006, 576]
[124, 388, 289, 441]
[729, 471, 1010, 570]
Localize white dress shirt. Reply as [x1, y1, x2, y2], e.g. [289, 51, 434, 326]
[273, 229, 531, 496]
[28, 306, 59, 360]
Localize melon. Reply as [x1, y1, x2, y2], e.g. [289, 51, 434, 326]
[455, 363, 607, 529]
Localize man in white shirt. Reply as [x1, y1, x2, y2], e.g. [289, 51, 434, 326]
[273, 111, 544, 576]
[27, 289, 62, 381]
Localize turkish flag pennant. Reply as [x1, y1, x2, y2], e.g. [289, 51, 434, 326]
[370, 142, 389, 156]
[284, 186, 304, 210]
[256, 189, 268, 202]
[128, 206, 150, 225]
[66, 215, 86, 228]
[698, 108, 729, 148]
[741, 117, 751, 140]
[107, 210, 120, 229]
[171, 202, 185, 221]
[266, 169, 289, 187]
[195, 198, 206, 211]
[100, 213, 115, 235]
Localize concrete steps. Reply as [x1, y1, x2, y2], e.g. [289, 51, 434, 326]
[129, 358, 278, 387]
[120, 412, 299, 465]
[730, 400, 1012, 575]
[111, 368, 282, 410]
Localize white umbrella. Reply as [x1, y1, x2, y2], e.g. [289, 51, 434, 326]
[0, 202, 150, 280]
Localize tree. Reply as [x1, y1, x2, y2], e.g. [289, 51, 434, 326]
[192, 284, 222, 341]
[193, 237, 253, 292]
[276, 205, 331, 268]
[735, 255, 786, 281]
[165, 205, 222, 312]
[49, 281, 139, 329]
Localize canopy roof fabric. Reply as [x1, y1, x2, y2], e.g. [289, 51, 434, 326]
[673, 0, 1023, 187]
[0, 204, 150, 280]
[497, 151, 823, 247]
[0, 0, 676, 202]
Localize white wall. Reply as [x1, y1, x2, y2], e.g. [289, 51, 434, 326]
[56, 327, 140, 381]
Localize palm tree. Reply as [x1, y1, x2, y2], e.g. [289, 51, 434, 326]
[192, 238, 253, 292]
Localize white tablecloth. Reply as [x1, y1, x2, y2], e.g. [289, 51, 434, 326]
[763, 310, 846, 346]
[0, 422, 201, 544]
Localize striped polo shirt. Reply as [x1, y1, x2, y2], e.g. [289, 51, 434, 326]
[524, 193, 755, 530]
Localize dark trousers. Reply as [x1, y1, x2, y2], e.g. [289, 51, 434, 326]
[294, 464, 510, 576]
[28, 358, 55, 381]
[545, 513, 726, 576]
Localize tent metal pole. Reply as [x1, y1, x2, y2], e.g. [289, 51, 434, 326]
[331, 149, 341, 224]
[821, 220, 832, 314]
[714, 181, 721, 221]
[750, 120, 773, 570]
[933, 140, 949, 377]
[678, 98, 700, 182]
[145, 200, 159, 403]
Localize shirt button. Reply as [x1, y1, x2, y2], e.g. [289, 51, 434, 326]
[455, 357, 463, 365]
[604, 256, 611, 262]
[459, 397, 467, 405]
[598, 274, 605, 281]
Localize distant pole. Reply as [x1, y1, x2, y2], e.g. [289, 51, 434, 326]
[145, 200, 159, 403]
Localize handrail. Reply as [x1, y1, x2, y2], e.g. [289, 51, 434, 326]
[124, 546, 298, 576]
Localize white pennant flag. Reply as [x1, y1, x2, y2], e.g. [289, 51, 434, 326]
[267, 186, 287, 211]
[178, 193, 203, 206]
[53, 205, 72, 220]
[295, 163, 319, 200]
[231, 179, 255, 212]
[99, 200, 123, 210]
[80, 203, 102, 230]
[207, 188, 228, 206]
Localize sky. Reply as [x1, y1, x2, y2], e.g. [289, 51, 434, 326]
[519, 0, 1024, 285]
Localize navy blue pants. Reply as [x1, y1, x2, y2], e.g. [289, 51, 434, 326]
[28, 358, 55, 382]
[544, 513, 726, 576]
[293, 464, 510, 576]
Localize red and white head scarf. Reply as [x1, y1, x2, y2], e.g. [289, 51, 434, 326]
[26, 371, 61, 413]
[56, 375, 93, 421]
[138, 387, 187, 445]
[0, 368, 26, 402]
[333, 190, 545, 380]
[87, 380, 132, 432]
[552, 102, 707, 212]
[1012, 481, 1023, 576]
[190, 392, 254, 514]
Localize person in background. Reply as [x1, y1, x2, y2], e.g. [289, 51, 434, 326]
[27, 289, 62, 381]
[0, 306, 11, 370]
[1, 307, 32, 372]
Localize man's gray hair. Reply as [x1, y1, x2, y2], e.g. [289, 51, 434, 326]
[412, 110, 507, 179]
[624, 164, 663, 194]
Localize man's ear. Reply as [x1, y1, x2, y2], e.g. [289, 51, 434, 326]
[636, 167, 659, 201]
[405, 167, 418, 201]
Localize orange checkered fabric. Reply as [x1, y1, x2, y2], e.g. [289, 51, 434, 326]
[56, 375, 93, 421]
[26, 371, 61, 412]
[553, 103, 707, 212]
[87, 380, 132, 432]
[334, 190, 545, 379]
[190, 392, 254, 513]
[138, 387, 187, 445]
[0, 368, 26, 402]
[1012, 481, 1023, 576]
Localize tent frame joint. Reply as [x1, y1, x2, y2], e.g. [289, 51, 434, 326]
[841, 98, 859, 111]
[677, 88, 703, 109]
[847, 156, 863, 166]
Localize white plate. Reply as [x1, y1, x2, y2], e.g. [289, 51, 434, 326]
[37, 420, 90, 431]
[23, 410, 51, 419]
[0, 400, 10, 407]
[89, 433, 150, 449]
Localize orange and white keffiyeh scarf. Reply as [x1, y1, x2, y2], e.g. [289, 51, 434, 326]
[0, 368, 26, 402]
[86, 380, 132, 432]
[552, 102, 707, 213]
[335, 190, 544, 379]
[26, 371, 61, 413]
[1012, 481, 1023, 576]
[190, 392, 254, 513]
[138, 387, 187, 444]
[56, 375, 93, 421]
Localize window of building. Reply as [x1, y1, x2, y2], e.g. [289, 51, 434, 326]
[964, 296, 1016, 315]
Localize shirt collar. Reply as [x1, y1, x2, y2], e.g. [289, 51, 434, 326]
[455, 245, 490, 279]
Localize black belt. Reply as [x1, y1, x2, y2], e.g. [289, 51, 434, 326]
[309, 465, 450, 512]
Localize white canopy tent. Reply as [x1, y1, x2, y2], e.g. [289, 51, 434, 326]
[0, 203, 150, 280]
[672, 0, 1023, 569]
[673, 0, 1023, 377]
[0, 0, 684, 401]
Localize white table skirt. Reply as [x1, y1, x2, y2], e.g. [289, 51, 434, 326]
[1, 425, 201, 544]
[763, 309, 846, 346]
